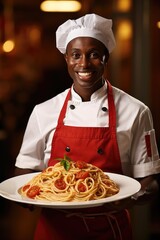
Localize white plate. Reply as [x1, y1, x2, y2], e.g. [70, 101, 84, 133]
[0, 172, 141, 209]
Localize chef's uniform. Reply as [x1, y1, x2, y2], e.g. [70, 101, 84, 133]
[16, 80, 160, 239]
[33, 80, 131, 240]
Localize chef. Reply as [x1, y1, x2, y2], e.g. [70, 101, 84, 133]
[15, 13, 160, 240]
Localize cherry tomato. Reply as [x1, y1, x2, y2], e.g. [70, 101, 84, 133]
[27, 186, 40, 199]
[78, 183, 86, 192]
[54, 178, 66, 190]
[75, 161, 87, 169]
[76, 171, 89, 179]
[22, 184, 30, 192]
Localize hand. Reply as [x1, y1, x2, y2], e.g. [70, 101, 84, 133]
[16, 202, 35, 211]
[103, 197, 135, 213]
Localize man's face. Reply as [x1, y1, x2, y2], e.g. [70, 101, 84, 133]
[65, 37, 109, 92]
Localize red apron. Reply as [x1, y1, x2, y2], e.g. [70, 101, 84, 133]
[34, 81, 132, 240]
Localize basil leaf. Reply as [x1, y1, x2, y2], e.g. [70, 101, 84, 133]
[56, 155, 72, 171]
[60, 160, 70, 171]
[64, 160, 70, 171]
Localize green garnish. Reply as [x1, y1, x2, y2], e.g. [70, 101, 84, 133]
[56, 155, 72, 171]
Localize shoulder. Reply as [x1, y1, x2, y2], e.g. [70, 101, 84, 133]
[112, 86, 152, 126]
[27, 88, 70, 129]
[34, 88, 70, 114]
[112, 86, 149, 112]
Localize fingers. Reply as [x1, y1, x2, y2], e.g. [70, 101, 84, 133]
[16, 202, 35, 211]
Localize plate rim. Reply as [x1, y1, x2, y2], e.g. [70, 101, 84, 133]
[0, 172, 141, 209]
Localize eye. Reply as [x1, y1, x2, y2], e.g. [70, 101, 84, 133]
[71, 51, 81, 59]
[89, 51, 101, 59]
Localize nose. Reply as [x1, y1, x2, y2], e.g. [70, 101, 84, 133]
[79, 55, 90, 67]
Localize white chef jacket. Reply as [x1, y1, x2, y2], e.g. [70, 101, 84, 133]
[15, 81, 160, 178]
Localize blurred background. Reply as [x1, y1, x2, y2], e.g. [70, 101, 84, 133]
[0, 0, 160, 239]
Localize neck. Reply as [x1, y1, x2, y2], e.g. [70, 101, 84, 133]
[73, 79, 104, 102]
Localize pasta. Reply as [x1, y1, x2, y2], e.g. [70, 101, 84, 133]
[19, 160, 119, 202]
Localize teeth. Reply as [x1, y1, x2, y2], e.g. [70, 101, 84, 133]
[78, 72, 92, 77]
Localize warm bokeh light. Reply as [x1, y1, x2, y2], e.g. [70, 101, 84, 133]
[157, 21, 160, 29]
[117, 0, 131, 12]
[2, 40, 15, 52]
[28, 26, 41, 46]
[40, 0, 81, 12]
[117, 20, 132, 40]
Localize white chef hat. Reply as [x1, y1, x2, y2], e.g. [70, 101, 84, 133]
[56, 13, 116, 54]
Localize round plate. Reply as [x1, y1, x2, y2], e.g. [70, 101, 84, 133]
[0, 172, 141, 209]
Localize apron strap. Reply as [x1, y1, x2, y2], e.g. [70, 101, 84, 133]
[107, 80, 117, 136]
[57, 89, 71, 127]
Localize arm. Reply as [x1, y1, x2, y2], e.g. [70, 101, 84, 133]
[15, 106, 46, 171]
[14, 167, 35, 176]
[106, 106, 160, 212]
[13, 107, 46, 210]
[131, 174, 160, 203]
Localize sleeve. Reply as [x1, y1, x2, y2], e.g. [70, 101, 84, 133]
[130, 107, 160, 178]
[15, 106, 46, 171]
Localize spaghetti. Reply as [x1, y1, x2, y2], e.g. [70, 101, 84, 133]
[19, 160, 119, 202]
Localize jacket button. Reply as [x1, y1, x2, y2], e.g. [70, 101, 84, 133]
[65, 146, 70, 152]
[97, 148, 103, 154]
[102, 107, 107, 112]
[70, 104, 75, 110]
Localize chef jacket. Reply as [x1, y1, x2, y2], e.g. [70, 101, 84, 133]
[15, 81, 160, 178]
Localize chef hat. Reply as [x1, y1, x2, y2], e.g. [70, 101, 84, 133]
[56, 13, 116, 54]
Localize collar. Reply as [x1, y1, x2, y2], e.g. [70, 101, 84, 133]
[71, 80, 108, 102]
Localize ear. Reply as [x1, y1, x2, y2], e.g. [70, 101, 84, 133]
[64, 53, 68, 63]
[104, 51, 109, 64]
[103, 48, 109, 64]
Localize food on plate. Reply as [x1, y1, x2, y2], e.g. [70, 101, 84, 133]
[19, 156, 119, 202]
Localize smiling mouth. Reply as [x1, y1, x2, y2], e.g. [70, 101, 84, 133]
[77, 72, 92, 78]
